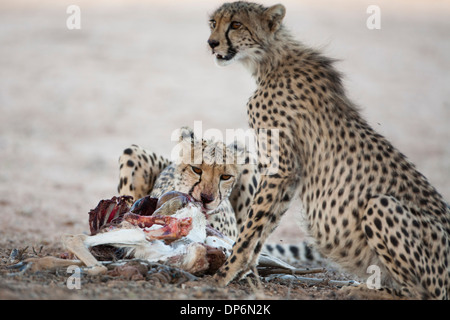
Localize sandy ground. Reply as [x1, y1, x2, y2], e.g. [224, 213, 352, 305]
[0, 0, 449, 300]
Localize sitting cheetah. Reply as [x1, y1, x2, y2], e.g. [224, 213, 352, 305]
[207, 1, 449, 299]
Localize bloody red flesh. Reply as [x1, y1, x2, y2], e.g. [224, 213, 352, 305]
[88, 193, 196, 241]
[88, 196, 133, 235]
[123, 212, 193, 240]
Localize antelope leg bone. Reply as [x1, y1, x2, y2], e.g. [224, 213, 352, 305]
[61, 234, 108, 276]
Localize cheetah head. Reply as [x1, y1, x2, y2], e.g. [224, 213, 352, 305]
[173, 127, 242, 214]
[207, 1, 286, 70]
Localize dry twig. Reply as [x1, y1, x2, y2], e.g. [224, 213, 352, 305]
[257, 266, 325, 277]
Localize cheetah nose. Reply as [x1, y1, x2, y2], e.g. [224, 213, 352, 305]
[200, 193, 214, 204]
[208, 39, 219, 49]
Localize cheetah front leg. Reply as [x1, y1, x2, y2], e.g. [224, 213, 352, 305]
[229, 162, 261, 231]
[214, 174, 299, 285]
[362, 195, 449, 299]
[118, 145, 171, 200]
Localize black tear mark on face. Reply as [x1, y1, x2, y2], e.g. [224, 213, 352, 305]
[223, 16, 238, 61]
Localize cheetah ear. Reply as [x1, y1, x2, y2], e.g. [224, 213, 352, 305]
[264, 4, 286, 32]
[178, 126, 201, 155]
[178, 126, 195, 143]
[172, 126, 201, 165]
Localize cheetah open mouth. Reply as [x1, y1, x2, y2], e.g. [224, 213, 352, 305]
[214, 52, 234, 61]
[213, 51, 237, 66]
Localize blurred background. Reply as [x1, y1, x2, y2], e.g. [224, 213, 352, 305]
[0, 0, 448, 246]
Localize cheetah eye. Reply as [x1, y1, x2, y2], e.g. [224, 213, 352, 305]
[209, 20, 216, 29]
[230, 21, 242, 30]
[191, 166, 202, 175]
[221, 174, 233, 181]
